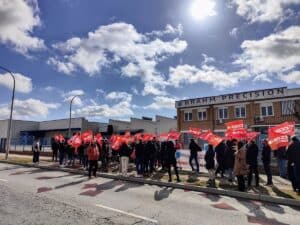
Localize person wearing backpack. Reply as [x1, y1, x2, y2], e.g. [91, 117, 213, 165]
[87, 142, 99, 178]
[189, 139, 201, 173]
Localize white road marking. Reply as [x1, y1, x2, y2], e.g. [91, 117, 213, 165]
[0, 178, 8, 182]
[95, 203, 158, 224]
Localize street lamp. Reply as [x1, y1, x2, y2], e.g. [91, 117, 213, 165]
[68, 95, 83, 138]
[0, 66, 16, 160]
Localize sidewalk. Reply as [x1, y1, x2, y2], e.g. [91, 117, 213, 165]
[1, 153, 299, 207]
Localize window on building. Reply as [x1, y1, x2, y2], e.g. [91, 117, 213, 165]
[281, 100, 295, 115]
[261, 104, 273, 117]
[184, 112, 193, 121]
[235, 106, 246, 118]
[218, 108, 228, 119]
[198, 110, 207, 121]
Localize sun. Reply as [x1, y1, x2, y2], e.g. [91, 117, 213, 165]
[190, 0, 217, 21]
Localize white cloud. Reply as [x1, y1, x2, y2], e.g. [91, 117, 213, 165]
[253, 74, 272, 83]
[168, 64, 250, 90]
[0, 72, 32, 93]
[50, 22, 187, 95]
[279, 71, 300, 84]
[105, 91, 132, 102]
[44, 86, 54, 92]
[202, 54, 215, 64]
[131, 86, 139, 95]
[0, 98, 60, 120]
[190, 0, 217, 21]
[229, 0, 300, 23]
[235, 26, 300, 75]
[0, 0, 45, 54]
[229, 27, 239, 38]
[146, 24, 183, 37]
[144, 96, 177, 110]
[73, 94, 133, 119]
[62, 89, 85, 106]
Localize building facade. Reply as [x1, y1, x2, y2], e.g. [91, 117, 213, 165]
[176, 87, 300, 146]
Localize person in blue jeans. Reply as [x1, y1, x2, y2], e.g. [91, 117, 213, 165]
[274, 146, 287, 178]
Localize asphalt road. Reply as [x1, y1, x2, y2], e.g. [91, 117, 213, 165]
[0, 162, 299, 225]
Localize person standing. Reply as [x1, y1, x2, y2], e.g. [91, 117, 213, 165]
[261, 139, 273, 186]
[51, 138, 59, 162]
[188, 139, 201, 173]
[224, 139, 236, 182]
[32, 137, 42, 165]
[135, 139, 144, 176]
[215, 141, 226, 178]
[166, 141, 181, 182]
[246, 140, 259, 187]
[234, 142, 248, 192]
[205, 144, 215, 187]
[288, 136, 300, 194]
[146, 140, 156, 174]
[286, 139, 297, 192]
[274, 146, 287, 178]
[87, 142, 99, 178]
[59, 140, 66, 166]
[119, 141, 131, 176]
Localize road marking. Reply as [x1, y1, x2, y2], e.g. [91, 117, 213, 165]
[95, 204, 158, 224]
[0, 179, 8, 182]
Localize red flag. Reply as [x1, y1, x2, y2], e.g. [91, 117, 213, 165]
[199, 130, 213, 141]
[68, 134, 82, 148]
[225, 120, 244, 131]
[58, 134, 65, 143]
[143, 133, 153, 142]
[268, 135, 289, 150]
[81, 130, 93, 143]
[54, 134, 60, 142]
[111, 135, 124, 150]
[188, 127, 202, 137]
[159, 133, 169, 141]
[207, 134, 223, 147]
[226, 128, 247, 140]
[167, 131, 181, 140]
[94, 133, 103, 147]
[246, 132, 260, 141]
[269, 122, 295, 138]
[124, 131, 131, 138]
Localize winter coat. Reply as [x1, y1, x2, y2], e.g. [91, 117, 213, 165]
[145, 141, 156, 159]
[189, 141, 201, 156]
[224, 145, 235, 169]
[287, 140, 300, 165]
[215, 142, 226, 164]
[135, 142, 144, 160]
[246, 143, 259, 166]
[261, 145, 271, 165]
[234, 146, 248, 176]
[119, 143, 131, 157]
[205, 147, 215, 170]
[274, 146, 287, 160]
[166, 141, 177, 164]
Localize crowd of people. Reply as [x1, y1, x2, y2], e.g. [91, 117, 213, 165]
[29, 134, 300, 193]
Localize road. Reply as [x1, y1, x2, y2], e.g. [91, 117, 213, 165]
[0, 162, 299, 225]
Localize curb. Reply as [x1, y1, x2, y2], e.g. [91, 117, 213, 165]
[1, 160, 299, 207]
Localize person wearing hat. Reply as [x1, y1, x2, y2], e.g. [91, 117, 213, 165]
[262, 139, 273, 186]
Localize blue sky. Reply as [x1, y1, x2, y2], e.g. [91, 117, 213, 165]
[0, 0, 299, 122]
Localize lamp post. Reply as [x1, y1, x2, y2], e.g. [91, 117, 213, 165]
[0, 66, 16, 160]
[68, 95, 82, 138]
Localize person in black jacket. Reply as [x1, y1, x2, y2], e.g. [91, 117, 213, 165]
[166, 141, 180, 182]
[205, 144, 215, 187]
[188, 139, 201, 173]
[135, 139, 144, 175]
[286, 139, 297, 191]
[288, 136, 300, 194]
[119, 142, 131, 176]
[224, 139, 236, 182]
[51, 138, 59, 162]
[262, 139, 273, 185]
[246, 140, 259, 187]
[215, 141, 226, 178]
[146, 140, 156, 174]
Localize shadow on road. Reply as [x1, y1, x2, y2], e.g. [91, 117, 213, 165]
[154, 187, 174, 201]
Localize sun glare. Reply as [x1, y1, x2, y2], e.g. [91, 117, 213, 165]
[190, 0, 217, 21]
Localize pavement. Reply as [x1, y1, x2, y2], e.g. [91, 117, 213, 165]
[1, 162, 300, 225]
[0, 153, 299, 207]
